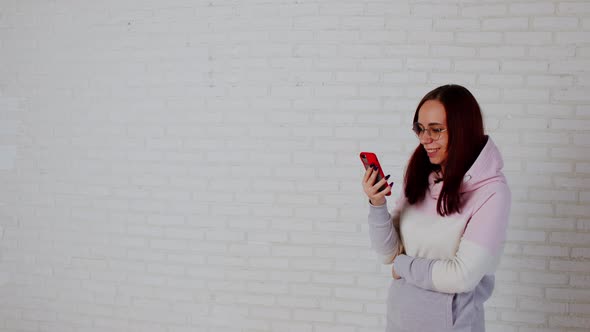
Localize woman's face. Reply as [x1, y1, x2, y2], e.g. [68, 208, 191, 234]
[416, 100, 449, 168]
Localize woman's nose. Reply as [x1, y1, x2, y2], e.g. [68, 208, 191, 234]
[419, 133, 433, 144]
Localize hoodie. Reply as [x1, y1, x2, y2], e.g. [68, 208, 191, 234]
[368, 137, 511, 332]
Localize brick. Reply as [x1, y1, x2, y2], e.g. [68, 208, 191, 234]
[527, 75, 574, 87]
[228, 244, 271, 257]
[366, 2, 410, 15]
[554, 88, 590, 102]
[454, 60, 500, 72]
[528, 46, 576, 58]
[479, 74, 524, 86]
[482, 18, 528, 31]
[313, 86, 357, 97]
[384, 44, 429, 56]
[510, 2, 556, 15]
[272, 245, 312, 257]
[360, 31, 405, 44]
[578, 219, 590, 231]
[549, 260, 590, 273]
[435, 18, 480, 31]
[501, 311, 546, 324]
[559, 2, 590, 14]
[579, 73, 590, 86]
[461, 4, 507, 17]
[503, 172, 552, 187]
[577, 104, 590, 117]
[406, 58, 451, 71]
[502, 60, 549, 72]
[334, 287, 378, 300]
[519, 299, 567, 314]
[457, 32, 502, 44]
[550, 231, 590, 245]
[485, 295, 517, 309]
[529, 189, 577, 202]
[555, 204, 590, 217]
[522, 245, 568, 257]
[550, 60, 590, 73]
[526, 103, 574, 117]
[270, 86, 312, 98]
[358, 58, 403, 70]
[338, 44, 383, 58]
[485, 324, 516, 332]
[312, 273, 354, 285]
[385, 18, 432, 30]
[518, 327, 562, 332]
[574, 134, 590, 146]
[499, 256, 547, 271]
[383, 72, 428, 84]
[526, 161, 572, 174]
[549, 315, 590, 328]
[431, 45, 476, 57]
[552, 148, 590, 160]
[336, 312, 380, 326]
[570, 274, 590, 287]
[506, 230, 546, 242]
[503, 89, 550, 102]
[334, 127, 379, 138]
[534, 17, 579, 30]
[412, 4, 458, 17]
[341, 17, 385, 30]
[570, 303, 590, 315]
[315, 325, 356, 332]
[280, 3, 319, 16]
[502, 117, 549, 130]
[293, 309, 334, 322]
[431, 73, 477, 85]
[407, 31, 454, 43]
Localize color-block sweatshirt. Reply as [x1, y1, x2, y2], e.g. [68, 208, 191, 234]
[368, 137, 511, 332]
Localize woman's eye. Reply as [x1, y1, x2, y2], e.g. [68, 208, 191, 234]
[431, 128, 443, 133]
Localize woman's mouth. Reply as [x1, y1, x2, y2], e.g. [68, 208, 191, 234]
[426, 148, 439, 157]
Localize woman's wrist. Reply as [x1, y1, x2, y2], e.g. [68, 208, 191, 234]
[369, 198, 386, 206]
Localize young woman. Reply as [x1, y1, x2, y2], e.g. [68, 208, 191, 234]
[361, 84, 511, 332]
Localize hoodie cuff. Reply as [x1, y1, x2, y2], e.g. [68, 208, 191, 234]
[393, 254, 436, 291]
[393, 254, 412, 278]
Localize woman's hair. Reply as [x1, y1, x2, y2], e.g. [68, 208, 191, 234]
[404, 84, 487, 216]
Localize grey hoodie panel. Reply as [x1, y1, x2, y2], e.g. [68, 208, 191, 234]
[385, 275, 494, 332]
[386, 278, 453, 332]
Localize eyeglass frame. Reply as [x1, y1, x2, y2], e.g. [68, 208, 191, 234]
[412, 122, 447, 140]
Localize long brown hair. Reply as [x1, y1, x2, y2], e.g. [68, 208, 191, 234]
[404, 84, 487, 216]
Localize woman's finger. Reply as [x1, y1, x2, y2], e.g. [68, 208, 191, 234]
[372, 183, 391, 199]
[369, 168, 378, 183]
[362, 166, 373, 183]
[371, 176, 389, 192]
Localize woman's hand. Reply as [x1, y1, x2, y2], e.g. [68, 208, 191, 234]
[361, 165, 391, 206]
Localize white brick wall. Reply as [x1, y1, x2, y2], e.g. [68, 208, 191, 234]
[0, 1, 588, 331]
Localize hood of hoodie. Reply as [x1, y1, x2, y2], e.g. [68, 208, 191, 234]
[428, 136, 507, 199]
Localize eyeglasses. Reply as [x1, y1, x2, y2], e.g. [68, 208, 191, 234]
[412, 122, 447, 140]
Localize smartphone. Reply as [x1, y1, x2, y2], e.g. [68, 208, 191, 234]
[359, 152, 391, 196]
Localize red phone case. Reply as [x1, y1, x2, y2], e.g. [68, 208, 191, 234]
[359, 152, 391, 196]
